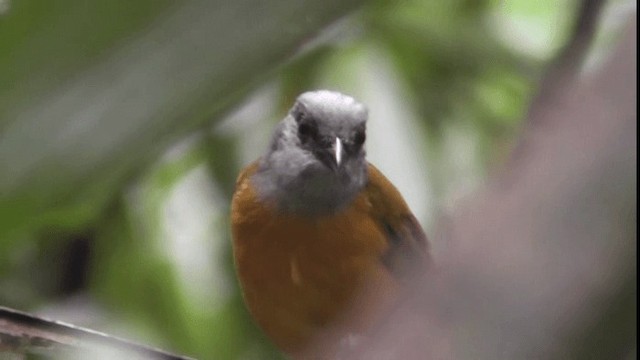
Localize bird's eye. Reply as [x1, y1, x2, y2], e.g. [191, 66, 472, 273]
[353, 129, 366, 147]
[298, 122, 318, 141]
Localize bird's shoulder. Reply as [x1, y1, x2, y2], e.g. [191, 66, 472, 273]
[364, 163, 430, 277]
[234, 160, 260, 189]
[231, 161, 266, 227]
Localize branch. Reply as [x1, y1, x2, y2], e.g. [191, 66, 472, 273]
[312, 10, 637, 360]
[0, 306, 193, 359]
[525, 0, 607, 124]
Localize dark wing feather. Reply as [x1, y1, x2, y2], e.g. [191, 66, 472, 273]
[365, 164, 430, 279]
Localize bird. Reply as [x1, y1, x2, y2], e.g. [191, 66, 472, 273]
[230, 90, 429, 358]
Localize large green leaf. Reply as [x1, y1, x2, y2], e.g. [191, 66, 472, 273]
[0, 0, 366, 238]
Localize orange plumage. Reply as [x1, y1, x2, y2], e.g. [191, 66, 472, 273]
[231, 162, 428, 355]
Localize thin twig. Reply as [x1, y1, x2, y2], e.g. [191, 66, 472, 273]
[526, 0, 607, 122]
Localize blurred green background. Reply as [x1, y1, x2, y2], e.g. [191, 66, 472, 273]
[0, 0, 633, 358]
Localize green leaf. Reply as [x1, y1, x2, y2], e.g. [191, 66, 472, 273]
[0, 0, 367, 239]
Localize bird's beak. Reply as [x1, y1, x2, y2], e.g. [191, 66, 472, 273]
[334, 137, 343, 167]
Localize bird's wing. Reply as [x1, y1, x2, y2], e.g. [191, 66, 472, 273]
[365, 163, 430, 279]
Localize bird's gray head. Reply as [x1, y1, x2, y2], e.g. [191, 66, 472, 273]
[253, 90, 369, 215]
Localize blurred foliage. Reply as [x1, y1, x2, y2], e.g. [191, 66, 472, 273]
[0, 0, 630, 359]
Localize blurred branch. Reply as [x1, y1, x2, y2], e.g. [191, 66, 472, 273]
[0, 306, 194, 359]
[525, 0, 606, 124]
[333, 12, 636, 360]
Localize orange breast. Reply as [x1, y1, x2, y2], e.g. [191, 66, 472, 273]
[231, 163, 401, 354]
